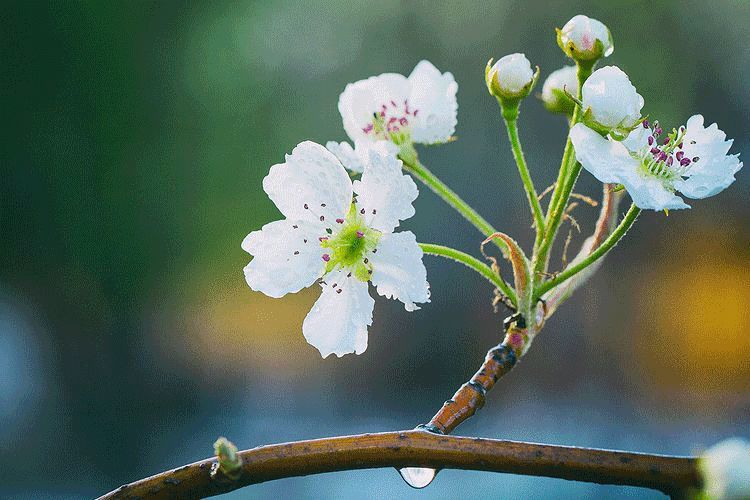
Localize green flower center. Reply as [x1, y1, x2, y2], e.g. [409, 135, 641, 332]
[320, 205, 380, 282]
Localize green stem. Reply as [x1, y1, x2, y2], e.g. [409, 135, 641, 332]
[534, 203, 641, 298]
[400, 155, 509, 255]
[533, 61, 593, 283]
[420, 243, 517, 307]
[504, 118, 545, 242]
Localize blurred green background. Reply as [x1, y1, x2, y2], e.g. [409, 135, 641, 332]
[1, 1, 748, 498]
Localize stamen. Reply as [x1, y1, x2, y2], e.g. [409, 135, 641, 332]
[335, 218, 344, 224]
[648, 136, 654, 146]
[322, 254, 331, 262]
[356, 231, 364, 238]
[643, 120, 650, 128]
[294, 251, 299, 255]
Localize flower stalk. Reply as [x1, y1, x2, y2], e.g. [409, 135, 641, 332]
[533, 60, 593, 283]
[419, 243, 517, 307]
[504, 117, 546, 241]
[399, 150, 510, 256]
[535, 202, 641, 298]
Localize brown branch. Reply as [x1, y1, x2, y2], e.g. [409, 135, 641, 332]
[425, 184, 623, 436]
[98, 430, 701, 499]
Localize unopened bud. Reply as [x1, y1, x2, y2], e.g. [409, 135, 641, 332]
[541, 65, 578, 115]
[581, 66, 643, 134]
[557, 15, 613, 62]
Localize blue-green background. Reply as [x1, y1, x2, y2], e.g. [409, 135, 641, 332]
[2, 1, 748, 498]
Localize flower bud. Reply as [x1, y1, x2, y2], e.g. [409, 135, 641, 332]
[557, 15, 613, 62]
[581, 66, 643, 133]
[699, 438, 750, 499]
[485, 54, 539, 119]
[486, 53, 536, 97]
[541, 65, 578, 115]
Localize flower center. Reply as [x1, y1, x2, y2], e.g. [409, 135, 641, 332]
[636, 120, 700, 187]
[362, 99, 419, 145]
[319, 204, 380, 282]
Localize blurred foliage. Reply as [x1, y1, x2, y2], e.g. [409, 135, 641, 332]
[1, 0, 748, 497]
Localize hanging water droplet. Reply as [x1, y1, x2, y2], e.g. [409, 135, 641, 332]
[397, 467, 437, 489]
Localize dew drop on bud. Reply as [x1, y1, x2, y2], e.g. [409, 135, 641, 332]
[397, 467, 437, 489]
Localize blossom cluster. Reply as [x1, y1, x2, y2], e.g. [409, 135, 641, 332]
[242, 13, 742, 361]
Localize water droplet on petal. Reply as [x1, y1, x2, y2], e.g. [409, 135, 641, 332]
[397, 467, 437, 489]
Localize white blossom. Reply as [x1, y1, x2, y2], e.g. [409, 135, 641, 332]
[242, 141, 430, 358]
[559, 14, 613, 60]
[488, 53, 535, 96]
[337, 60, 458, 150]
[700, 438, 750, 499]
[582, 66, 644, 131]
[541, 65, 578, 113]
[570, 115, 742, 210]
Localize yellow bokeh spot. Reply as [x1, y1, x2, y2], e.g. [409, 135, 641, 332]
[635, 239, 750, 394]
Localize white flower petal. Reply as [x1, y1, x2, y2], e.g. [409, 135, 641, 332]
[325, 141, 363, 173]
[407, 60, 458, 144]
[352, 149, 418, 233]
[570, 123, 640, 184]
[338, 73, 410, 143]
[571, 124, 688, 210]
[674, 114, 743, 199]
[620, 125, 651, 153]
[326, 139, 399, 173]
[242, 219, 325, 298]
[369, 231, 430, 311]
[700, 438, 750, 500]
[303, 269, 374, 358]
[620, 174, 690, 210]
[263, 141, 353, 224]
[582, 66, 643, 129]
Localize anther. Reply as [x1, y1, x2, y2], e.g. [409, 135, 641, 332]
[335, 218, 344, 224]
[356, 231, 364, 238]
[320, 215, 325, 222]
[643, 120, 650, 128]
[322, 254, 330, 262]
[648, 136, 654, 146]
[304, 203, 309, 209]
[360, 208, 365, 214]
[294, 251, 300, 255]
[363, 258, 369, 264]
[692, 156, 700, 162]
[336, 289, 342, 294]
[319, 236, 328, 242]
[292, 224, 298, 229]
